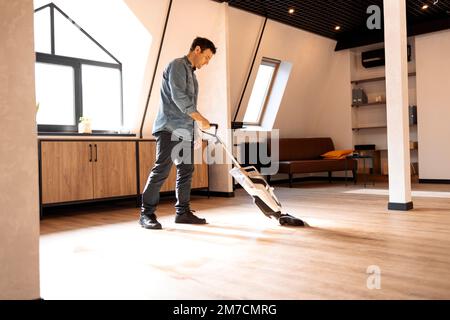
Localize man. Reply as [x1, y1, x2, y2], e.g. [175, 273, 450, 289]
[140, 37, 216, 230]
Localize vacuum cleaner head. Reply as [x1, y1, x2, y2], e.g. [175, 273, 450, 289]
[279, 213, 308, 227]
[201, 124, 308, 228]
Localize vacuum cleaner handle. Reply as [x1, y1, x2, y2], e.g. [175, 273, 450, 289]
[200, 122, 242, 168]
[201, 123, 218, 136]
[210, 123, 218, 135]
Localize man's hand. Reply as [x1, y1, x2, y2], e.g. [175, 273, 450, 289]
[190, 111, 211, 130]
[198, 119, 211, 131]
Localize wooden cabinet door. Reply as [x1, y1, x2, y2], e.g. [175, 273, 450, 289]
[192, 164, 208, 189]
[139, 141, 156, 193]
[192, 141, 208, 189]
[41, 141, 93, 204]
[93, 142, 137, 198]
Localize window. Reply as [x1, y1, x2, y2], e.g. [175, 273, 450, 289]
[34, 3, 123, 133]
[243, 58, 280, 126]
[81, 65, 122, 130]
[35, 63, 75, 127]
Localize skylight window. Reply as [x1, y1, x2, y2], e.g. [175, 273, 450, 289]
[243, 58, 280, 125]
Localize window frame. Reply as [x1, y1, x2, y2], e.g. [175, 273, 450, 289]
[243, 57, 280, 126]
[34, 3, 124, 134]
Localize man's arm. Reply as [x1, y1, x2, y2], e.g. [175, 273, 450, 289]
[190, 111, 211, 130]
[168, 62, 211, 129]
[168, 61, 197, 115]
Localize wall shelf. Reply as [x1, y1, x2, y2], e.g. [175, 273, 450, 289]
[352, 101, 386, 107]
[352, 126, 387, 131]
[352, 124, 417, 131]
[351, 72, 416, 85]
[350, 46, 418, 176]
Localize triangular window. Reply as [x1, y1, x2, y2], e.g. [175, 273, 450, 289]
[34, 3, 118, 63]
[53, 9, 116, 63]
[34, 6, 52, 54]
[34, 3, 123, 133]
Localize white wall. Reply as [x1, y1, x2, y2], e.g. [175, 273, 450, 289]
[136, 0, 233, 192]
[228, 7, 353, 149]
[0, 0, 40, 299]
[124, 0, 169, 133]
[416, 29, 450, 180]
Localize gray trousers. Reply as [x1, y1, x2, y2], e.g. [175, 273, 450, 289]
[141, 131, 194, 217]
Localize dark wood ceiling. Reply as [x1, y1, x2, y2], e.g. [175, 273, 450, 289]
[213, 0, 450, 50]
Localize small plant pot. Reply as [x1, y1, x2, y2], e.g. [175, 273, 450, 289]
[78, 122, 92, 134]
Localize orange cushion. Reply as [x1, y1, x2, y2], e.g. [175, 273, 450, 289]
[321, 149, 353, 160]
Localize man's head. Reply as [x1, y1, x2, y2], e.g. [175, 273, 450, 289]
[188, 37, 217, 69]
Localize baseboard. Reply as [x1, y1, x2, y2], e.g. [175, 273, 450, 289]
[42, 189, 230, 216]
[42, 196, 139, 217]
[158, 189, 235, 198]
[269, 176, 356, 185]
[203, 191, 235, 198]
[388, 202, 414, 211]
[232, 176, 356, 190]
[419, 179, 450, 184]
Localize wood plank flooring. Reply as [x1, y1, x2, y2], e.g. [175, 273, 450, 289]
[39, 180, 450, 300]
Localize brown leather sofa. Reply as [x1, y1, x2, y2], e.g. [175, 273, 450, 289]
[274, 138, 357, 187]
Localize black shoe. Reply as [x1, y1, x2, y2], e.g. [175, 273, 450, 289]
[175, 210, 207, 225]
[139, 214, 162, 229]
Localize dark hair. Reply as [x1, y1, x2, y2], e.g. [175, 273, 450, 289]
[190, 37, 217, 54]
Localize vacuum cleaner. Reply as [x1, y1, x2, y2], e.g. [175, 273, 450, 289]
[201, 124, 307, 227]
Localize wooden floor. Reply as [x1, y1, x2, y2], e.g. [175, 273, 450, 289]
[40, 179, 450, 300]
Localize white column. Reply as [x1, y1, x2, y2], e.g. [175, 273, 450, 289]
[383, 0, 413, 210]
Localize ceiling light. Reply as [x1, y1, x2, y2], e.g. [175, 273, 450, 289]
[422, 4, 429, 10]
[288, 8, 295, 14]
[335, 26, 341, 31]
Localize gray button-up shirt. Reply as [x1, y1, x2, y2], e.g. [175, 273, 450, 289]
[152, 56, 198, 140]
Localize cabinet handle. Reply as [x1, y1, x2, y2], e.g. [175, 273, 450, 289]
[89, 144, 92, 162]
[94, 144, 98, 162]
